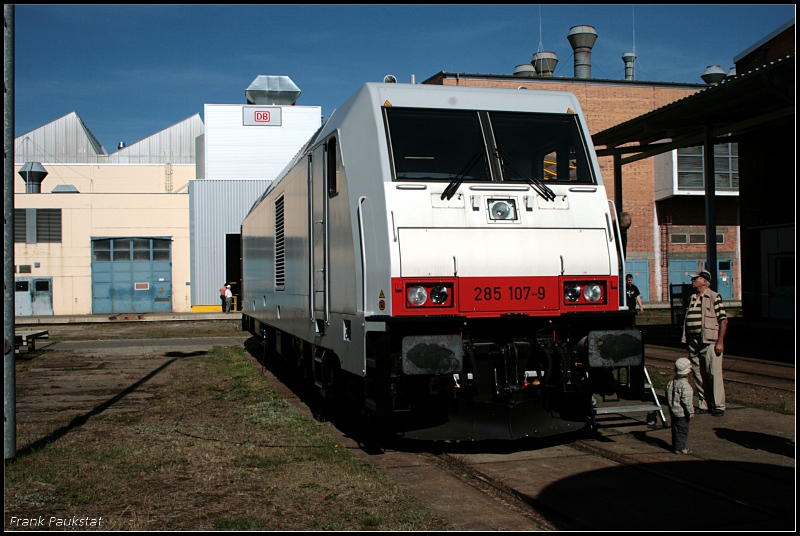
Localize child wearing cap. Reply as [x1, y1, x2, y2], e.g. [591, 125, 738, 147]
[666, 357, 695, 454]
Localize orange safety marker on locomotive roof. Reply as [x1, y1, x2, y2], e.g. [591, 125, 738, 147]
[567, 108, 574, 114]
[384, 100, 392, 107]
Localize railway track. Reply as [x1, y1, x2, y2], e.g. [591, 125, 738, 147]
[258, 349, 795, 531]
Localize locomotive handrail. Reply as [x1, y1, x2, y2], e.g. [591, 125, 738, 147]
[568, 186, 597, 192]
[358, 196, 371, 315]
[608, 199, 628, 310]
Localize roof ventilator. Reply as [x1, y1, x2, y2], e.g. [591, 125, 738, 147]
[567, 25, 597, 79]
[701, 65, 726, 85]
[622, 52, 636, 81]
[246, 75, 301, 105]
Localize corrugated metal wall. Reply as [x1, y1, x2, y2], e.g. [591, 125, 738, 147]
[109, 115, 204, 164]
[190, 179, 272, 306]
[14, 112, 107, 163]
[14, 112, 203, 165]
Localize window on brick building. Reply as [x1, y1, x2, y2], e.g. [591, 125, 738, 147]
[671, 234, 687, 244]
[677, 142, 738, 191]
[689, 234, 705, 244]
[674, 233, 724, 245]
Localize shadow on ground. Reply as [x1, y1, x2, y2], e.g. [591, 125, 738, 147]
[714, 427, 795, 458]
[243, 337, 592, 456]
[534, 460, 794, 530]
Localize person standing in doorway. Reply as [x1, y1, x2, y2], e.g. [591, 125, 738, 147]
[220, 283, 228, 313]
[224, 285, 233, 313]
[681, 269, 728, 416]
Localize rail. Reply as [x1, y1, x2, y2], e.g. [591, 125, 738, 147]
[607, 200, 627, 310]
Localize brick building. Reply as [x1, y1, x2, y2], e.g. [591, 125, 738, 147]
[423, 49, 738, 303]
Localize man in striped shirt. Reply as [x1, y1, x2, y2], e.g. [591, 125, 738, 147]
[681, 269, 728, 416]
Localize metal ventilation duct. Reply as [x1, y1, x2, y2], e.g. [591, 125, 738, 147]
[18, 162, 48, 193]
[245, 75, 301, 105]
[513, 64, 535, 77]
[532, 52, 558, 77]
[567, 25, 597, 79]
[701, 65, 726, 85]
[51, 184, 79, 194]
[622, 52, 636, 81]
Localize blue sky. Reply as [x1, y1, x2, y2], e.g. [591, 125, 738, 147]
[13, 5, 795, 153]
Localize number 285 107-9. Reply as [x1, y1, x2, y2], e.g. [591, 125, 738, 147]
[474, 286, 546, 301]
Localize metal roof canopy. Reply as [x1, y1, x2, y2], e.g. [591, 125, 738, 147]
[591, 55, 795, 292]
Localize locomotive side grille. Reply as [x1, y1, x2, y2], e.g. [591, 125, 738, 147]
[275, 195, 285, 289]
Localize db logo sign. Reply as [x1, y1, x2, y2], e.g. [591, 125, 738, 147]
[255, 111, 271, 122]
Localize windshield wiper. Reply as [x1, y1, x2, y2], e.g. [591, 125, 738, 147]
[441, 148, 486, 201]
[496, 149, 556, 202]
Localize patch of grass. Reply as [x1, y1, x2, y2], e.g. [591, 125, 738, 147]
[130, 423, 175, 437]
[649, 368, 669, 391]
[233, 452, 287, 469]
[211, 515, 263, 530]
[5, 343, 443, 531]
[361, 513, 383, 527]
[727, 393, 795, 415]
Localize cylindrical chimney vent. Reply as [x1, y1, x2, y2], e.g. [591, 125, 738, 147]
[701, 65, 726, 85]
[18, 162, 48, 194]
[622, 52, 636, 81]
[532, 52, 558, 77]
[567, 25, 597, 79]
[118, 142, 125, 150]
[513, 64, 535, 77]
[726, 66, 736, 78]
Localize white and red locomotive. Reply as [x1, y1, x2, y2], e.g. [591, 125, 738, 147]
[241, 82, 641, 440]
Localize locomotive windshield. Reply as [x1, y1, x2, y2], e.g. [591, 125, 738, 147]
[490, 112, 594, 184]
[385, 107, 594, 185]
[385, 108, 491, 182]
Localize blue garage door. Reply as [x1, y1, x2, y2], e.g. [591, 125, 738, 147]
[625, 260, 650, 302]
[92, 237, 172, 314]
[668, 259, 700, 288]
[704, 259, 734, 301]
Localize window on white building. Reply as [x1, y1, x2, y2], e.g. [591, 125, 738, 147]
[677, 142, 738, 191]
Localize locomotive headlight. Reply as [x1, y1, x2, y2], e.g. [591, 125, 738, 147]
[407, 286, 428, 306]
[584, 283, 603, 303]
[488, 199, 517, 220]
[564, 284, 581, 302]
[430, 286, 449, 305]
